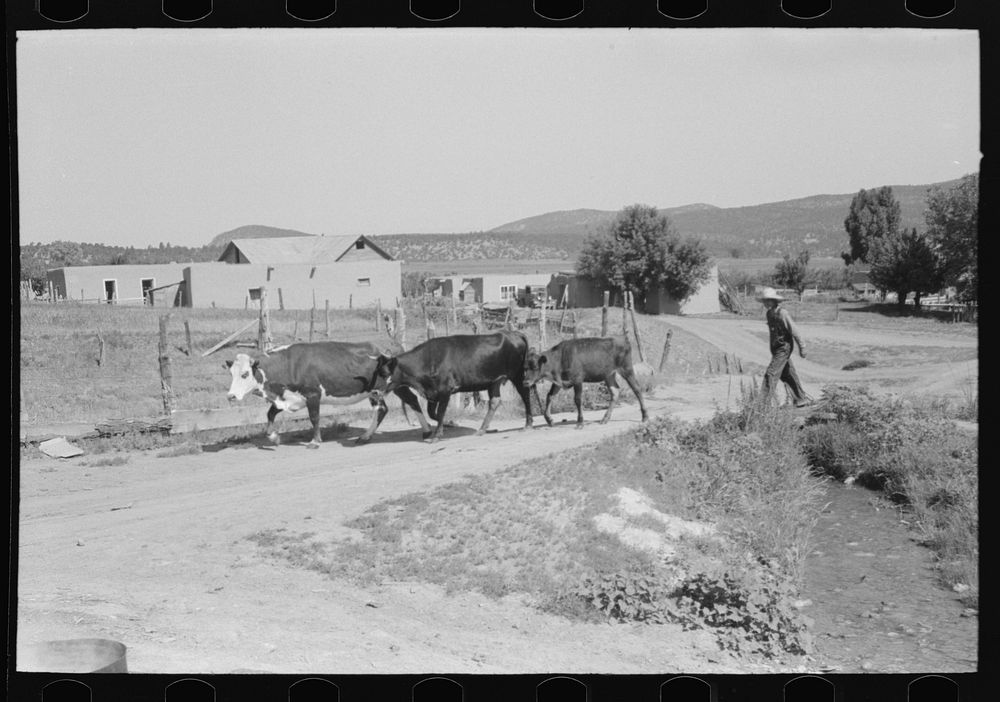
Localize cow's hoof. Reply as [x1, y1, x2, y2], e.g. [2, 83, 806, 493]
[599, 419, 610, 425]
[267, 434, 281, 446]
[474, 429, 485, 437]
[421, 431, 434, 440]
[306, 442, 320, 450]
[575, 423, 585, 430]
[544, 419, 554, 427]
[641, 415, 650, 423]
[355, 434, 372, 445]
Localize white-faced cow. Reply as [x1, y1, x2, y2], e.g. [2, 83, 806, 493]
[522, 336, 649, 429]
[225, 341, 430, 448]
[372, 331, 534, 442]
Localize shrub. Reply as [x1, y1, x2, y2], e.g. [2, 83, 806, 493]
[676, 569, 812, 657]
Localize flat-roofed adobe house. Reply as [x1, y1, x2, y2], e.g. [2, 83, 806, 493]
[46, 263, 189, 305]
[184, 235, 401, 309]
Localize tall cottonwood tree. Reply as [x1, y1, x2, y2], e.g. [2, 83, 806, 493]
[842, 186, 902, 265]
[868, 228, 942, 308]
[924, 173, 978, 302]
[774, 250, 811, 299]
[577, 204, 711, 309]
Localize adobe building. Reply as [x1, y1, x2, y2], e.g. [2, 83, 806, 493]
[185, 235, 401, 309]
[551, 265, 720, 315]
[46, 263, 189, 305]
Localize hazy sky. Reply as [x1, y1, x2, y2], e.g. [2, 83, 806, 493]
[16, 28, 979, 248]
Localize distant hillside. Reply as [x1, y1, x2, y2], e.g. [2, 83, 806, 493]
[490, 204, 720, 237]
[487, 180, 962, 258]
[208, 224, 315, 248]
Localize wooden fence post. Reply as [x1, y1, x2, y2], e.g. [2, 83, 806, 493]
[621, 289, 628, 334]
[258, 286, 271, 352]
[309, 304, 316, 343]
[539, 295, 548, 349]
[628, 291, 645, 362]
[451, 296, 458, 328]
[349, 293, 353, 310]
[278, 287, 284, 311]
[184, 320, 193, 356]
[293, 314, 299, 341]
[658, 329, 673, 372]
[97, 331, 105, 367]
[376, 298, 382, 331]
[325, 300, 330, 338]
[158, 314, 176, 414]
[397, 305, 407, 351]
[571, 309, 578, 339]
[601, 290, 609, 336]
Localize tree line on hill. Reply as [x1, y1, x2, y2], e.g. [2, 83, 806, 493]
[568, 173, 978, 311]
[19, 174, 976, 308]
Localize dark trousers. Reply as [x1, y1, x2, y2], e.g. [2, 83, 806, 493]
[763, 345, 806, 403]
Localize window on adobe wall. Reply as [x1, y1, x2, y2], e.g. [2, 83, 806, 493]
[357, 278, 371, 287]
[500, 284, 516, 301]
[249, 287, 262, 301]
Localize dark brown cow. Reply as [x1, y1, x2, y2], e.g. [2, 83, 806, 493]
[522, 336, 649, 428]
[225, 341, 430, 448]
[372, 331, 533, 442]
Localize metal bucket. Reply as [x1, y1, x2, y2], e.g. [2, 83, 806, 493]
[20, 638, 128, 673]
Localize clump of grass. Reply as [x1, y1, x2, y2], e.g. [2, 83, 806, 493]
[156, 442, 203, 458]
[86, 455, 130, 467]
[841, 359, 873, 371]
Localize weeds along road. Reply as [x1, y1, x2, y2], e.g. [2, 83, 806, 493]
[17, 381, 745, 674]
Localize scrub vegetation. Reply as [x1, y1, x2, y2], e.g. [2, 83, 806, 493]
[249, 390, 827, 658]
[801, 385, 978, 606]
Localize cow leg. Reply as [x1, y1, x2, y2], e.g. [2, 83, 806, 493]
[305, 395, 322, 449]
[543, 384, 559, 426]
[621, 371, 649, 422]
[574, 383, 585, 428]
[428, 395, 451, 442]
[357, 395, 388, 444]
[517, 383, 534, 429]
[600, 374, 621, 424]
[395, 387, 433, 440]
[477, 383, 503, 435]
[265, 404, 283, 445]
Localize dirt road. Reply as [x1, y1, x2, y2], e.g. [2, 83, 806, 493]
[16, 318, 977, 674]
[17, 379, 763, 674]
[658, 316, 977, 396]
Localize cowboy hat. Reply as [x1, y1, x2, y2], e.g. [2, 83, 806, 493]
[757, 286, 784, 301]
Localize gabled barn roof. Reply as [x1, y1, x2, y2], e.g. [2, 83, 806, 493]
[219, 235, 394, 264]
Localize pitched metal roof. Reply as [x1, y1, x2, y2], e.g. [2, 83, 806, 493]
[220, 235, 393, 264]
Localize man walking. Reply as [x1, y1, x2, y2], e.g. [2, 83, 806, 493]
[758, 287, 811, 407]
